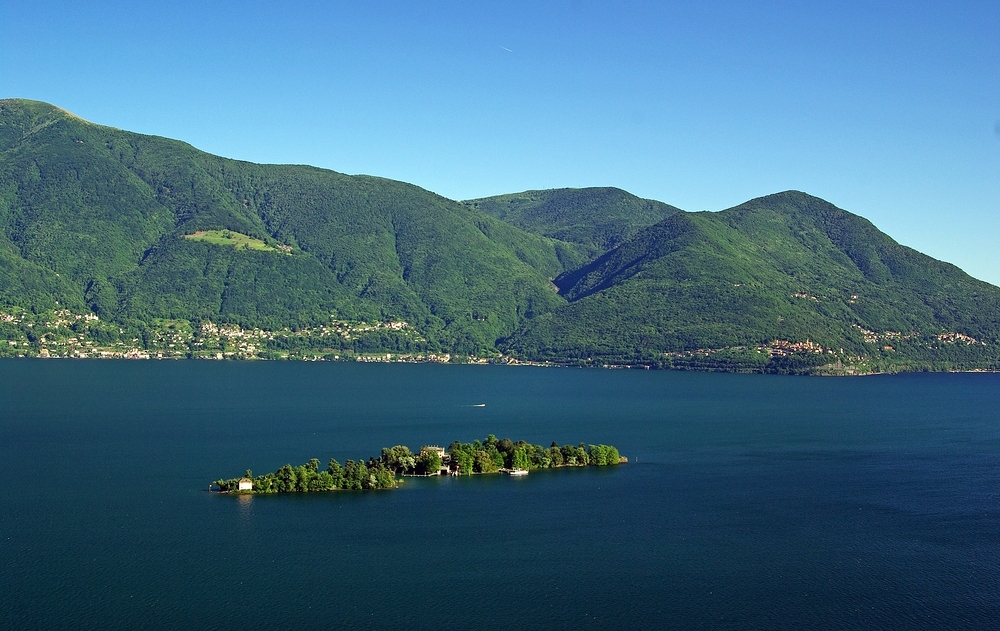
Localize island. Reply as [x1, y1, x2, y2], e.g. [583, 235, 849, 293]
[213, 435, 625, 493]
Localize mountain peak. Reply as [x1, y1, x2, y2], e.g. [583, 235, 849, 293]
[0, 98, 84, 121]
[463, 186, 680, 251]
[0, 98, 90, 149]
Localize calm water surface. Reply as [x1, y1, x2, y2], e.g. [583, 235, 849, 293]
[1, 360, 998, 629]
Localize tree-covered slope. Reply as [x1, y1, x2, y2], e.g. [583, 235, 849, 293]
[0, 240, 85, 310]
[463, 187, 680, 253]
[0, 99, 579, 352]
[3, 99, 998, 372]
[504, 192, 1000, 372]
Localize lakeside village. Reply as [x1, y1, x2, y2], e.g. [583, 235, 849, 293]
[0, 305, 986, 370]
[214, 436, 626, 493]
[0, 306, 559, 365]
[0, 306, 453, 362]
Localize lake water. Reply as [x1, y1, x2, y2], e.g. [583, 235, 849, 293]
[1, 360, 998, 629]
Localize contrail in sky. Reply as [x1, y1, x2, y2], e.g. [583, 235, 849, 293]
[501, 46, 513, 52]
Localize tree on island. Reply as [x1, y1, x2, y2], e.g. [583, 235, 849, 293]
[474, 450, 500, 473]
[381, 446, 416, 475]
[548, 443, 564, 466]
[512, 447, 530, 471]
[327, 459, 344, 487]
[417, 449, 442, 474]
[448, 442, 474, 475]
[588, 444, 621, 466]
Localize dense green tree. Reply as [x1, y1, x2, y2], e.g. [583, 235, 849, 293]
[417, 450, 442, 475]
[294, 466, 310, 492]
[381, 446, 416, 475]
[512, 447, 530, 471]
[561, 445, 578, 465]
[368, 462, 396, 489]
[327, 458, 344, 486]
[448, 446, 474, 475]
[474, 450, 499, 473]
[277, 464, 294, 492]
[485, 444, 505, 469]
[343, 460, 363, 489]
[606, 445, 620, 464]
[549, 446, 564, 466]
[587, 445, 621, 466]
[498, 438, 514, 456]
[310, 471, 333, 491]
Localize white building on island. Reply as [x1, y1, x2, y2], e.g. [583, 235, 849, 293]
[238, 478, 253, 491]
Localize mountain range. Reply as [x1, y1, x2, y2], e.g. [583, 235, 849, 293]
[1, 98, 997, 373]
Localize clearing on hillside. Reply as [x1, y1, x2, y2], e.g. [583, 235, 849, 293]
[182, 230, 292, 254]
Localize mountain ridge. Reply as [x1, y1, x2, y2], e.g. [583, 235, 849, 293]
[501, 190, 1000, 372]
[1, 98, 997, 374]
[0, 98, 586, 353]
[463, 186, 681, 254]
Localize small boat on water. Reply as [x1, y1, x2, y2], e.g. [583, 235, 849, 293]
[509, 469, 528, 476]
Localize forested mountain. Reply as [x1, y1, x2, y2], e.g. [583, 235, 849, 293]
[503, 192, 1000, 372]
[1, 98, 998, 373]
[0, 99, 590, 353]
[463, 187, 680, 253]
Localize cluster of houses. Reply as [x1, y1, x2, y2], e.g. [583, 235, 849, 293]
[765, 339, 831, 357]
[936, 332, 981, 345]
[354, 353, 451, 363]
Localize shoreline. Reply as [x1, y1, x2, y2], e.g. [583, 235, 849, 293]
[4, 354, 998, 377]
[215, 461, 628, 495]
[4, 308, 993, 376]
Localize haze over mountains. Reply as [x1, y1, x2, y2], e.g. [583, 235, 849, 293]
[1, 98, 998, 373]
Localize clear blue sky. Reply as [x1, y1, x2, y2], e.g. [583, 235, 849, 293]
[3, 0, 999, 283]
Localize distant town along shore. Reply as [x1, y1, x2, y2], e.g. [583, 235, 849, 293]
[213, 435, 625, 493]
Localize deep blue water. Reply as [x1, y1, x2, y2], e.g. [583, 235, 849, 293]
[1, 360, 999, 629]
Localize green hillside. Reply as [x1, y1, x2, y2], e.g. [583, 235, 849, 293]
[502, 192, 1000, 373]
[1, 99, 998, 373]
[463, 187, 680, 253]
[0, 99, 583, 353]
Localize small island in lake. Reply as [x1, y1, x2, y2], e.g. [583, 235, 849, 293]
[214, 435, 626, 493]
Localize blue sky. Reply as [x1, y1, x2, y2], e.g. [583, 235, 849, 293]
[3, 0, 999, 283]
